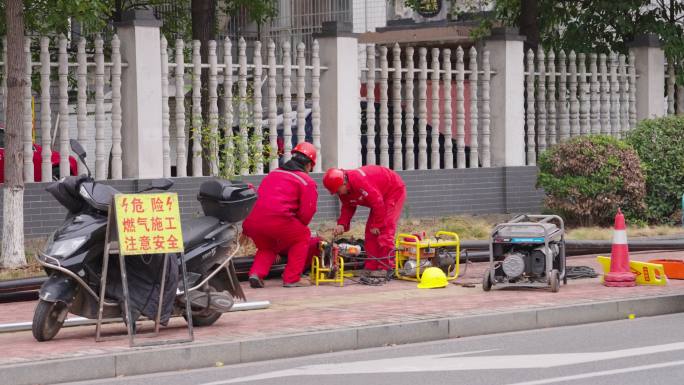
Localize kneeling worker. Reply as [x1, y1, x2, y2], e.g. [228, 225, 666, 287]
[323, 165, 406, 278]
[243, 142, 318, 288]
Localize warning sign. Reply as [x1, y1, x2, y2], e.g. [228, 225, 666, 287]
[114, 193, 184, 256]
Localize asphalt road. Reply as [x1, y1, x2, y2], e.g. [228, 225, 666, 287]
[64, 312, 684, 385]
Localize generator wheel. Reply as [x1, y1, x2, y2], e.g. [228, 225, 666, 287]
[550, 270, 560, 293]
[482, 269, 493, 292]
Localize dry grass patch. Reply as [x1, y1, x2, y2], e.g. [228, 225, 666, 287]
[0, 238, 47, 281]
[567, 225, 684, 240]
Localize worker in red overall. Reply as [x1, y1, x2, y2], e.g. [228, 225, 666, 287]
[243, 142, 318, 288]
[323, 165, 406, 278]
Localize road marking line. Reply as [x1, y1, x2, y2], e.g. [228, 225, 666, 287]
[207, 342, 684, 384]
[505, 359, 684, 385]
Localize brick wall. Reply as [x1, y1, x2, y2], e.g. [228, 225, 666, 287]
[0, 166, 543, 240]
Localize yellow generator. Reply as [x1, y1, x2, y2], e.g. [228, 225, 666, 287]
[395, 231, 460, 282]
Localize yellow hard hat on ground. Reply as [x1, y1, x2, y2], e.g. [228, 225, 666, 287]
[417, 267, 448, 289]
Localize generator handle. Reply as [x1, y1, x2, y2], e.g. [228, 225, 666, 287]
[498, 215, 565, 236]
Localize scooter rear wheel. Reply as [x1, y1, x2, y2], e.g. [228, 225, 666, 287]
[32, 300, 68, 341]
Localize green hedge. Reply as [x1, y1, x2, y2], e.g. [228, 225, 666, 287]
[537, 135, 646, 226]
[627, 116, 684, 224]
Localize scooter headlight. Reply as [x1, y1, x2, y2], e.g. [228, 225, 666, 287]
[79, 184, 92, 201]
[46, 236, 88, 258]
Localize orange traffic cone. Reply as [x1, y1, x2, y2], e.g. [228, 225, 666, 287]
[604, 208, 636, 287]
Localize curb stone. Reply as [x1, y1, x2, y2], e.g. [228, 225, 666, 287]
[3, 293, 684, 385]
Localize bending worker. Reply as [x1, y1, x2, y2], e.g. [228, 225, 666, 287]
[243, 142, 318, 288]
[323, 165, 406, 278]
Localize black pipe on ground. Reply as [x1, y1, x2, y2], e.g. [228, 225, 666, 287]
[2, 239, 683, 302]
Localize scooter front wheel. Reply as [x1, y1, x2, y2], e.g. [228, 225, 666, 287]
[32, 300, 69, 341]
[183, 310, 221, 327]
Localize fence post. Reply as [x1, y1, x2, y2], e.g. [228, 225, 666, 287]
[485, 27, 525, 167]
[316, 21, 361, 170]
[629, 34, 665, 121]
[115, 10, 164, 178]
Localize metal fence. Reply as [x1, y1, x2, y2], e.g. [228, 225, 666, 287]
[524, 49, 636, 165]
[360, 44, 492, 170]
[162, 36, 325, 177]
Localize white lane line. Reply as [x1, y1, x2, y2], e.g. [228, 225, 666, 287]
[505, 359, 684, 385]
[202, 342, 684, 384]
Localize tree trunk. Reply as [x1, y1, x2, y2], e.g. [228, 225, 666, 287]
[1, 0, 26, 268]
[519, 0, 539, 52]
[190, 0, 216, 176]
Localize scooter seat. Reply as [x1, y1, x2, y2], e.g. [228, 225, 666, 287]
[182, 216, 220, 250]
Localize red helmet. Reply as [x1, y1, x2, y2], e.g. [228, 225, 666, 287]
[292, 142, 317, 166]
[323, 168, 345, 194]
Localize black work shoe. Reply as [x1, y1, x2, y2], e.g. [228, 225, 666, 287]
[249, 275, 264, 288]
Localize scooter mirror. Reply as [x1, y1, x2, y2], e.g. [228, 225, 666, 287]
[69, 139, 87, 160]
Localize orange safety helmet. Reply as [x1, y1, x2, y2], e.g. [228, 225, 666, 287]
[292, 142, 317, 166]
[323, 168, 345, 194]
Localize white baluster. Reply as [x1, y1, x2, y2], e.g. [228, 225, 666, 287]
[39, 37, 52, 181]
[192, 40, 203, 176]
[569, 50, 579, 137]
[468, 47, 478, 168]
[111, 35, 122, 179]
[547, 49, 557, 144]
[94, 36, 106, 180]
[296, 42, 306, 149]
[58, 36, 69, 180]
[365, 45, 376, 165]
[379, 46, 390, 167]
[558, 50, 570, 141]
[431, 48, 441, 169]
[267, 40, 277, 171]
[599, 53, 610, 135]
[443, 48, 453, 169]
[536, 47, 546, 152]
[24, 37, 33, 181]
[405, 47, 415, 170]
[619, 54, 629, 136]
[209, 40, 220, 175]
[76, 38, 87, 176]
[282, 41, 292, 163]
[238, 38, 249, 175]
[223, 38, 234, 176]
[610, 52, 620, 137]
[526, 49, 536, 165]
[392, 43, 403, 170]
[590, 53, 600, 134]
[418, 47, 428, 170]
[312, 40, 321, 172]
[160, 36, 170, 178]
[667, 62, 675, 115]
[253, 41, 263, 174]
[628, 52, 637, 129]
[175, 39, 187, 177]
[455, 46, 465, 168]
[481, 49, 491, 167]
[578, 53, 590, 135]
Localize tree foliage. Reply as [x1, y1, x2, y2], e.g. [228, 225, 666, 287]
[450, 0, 684, 79]
[221, 0, 278, 38]
[626, 116, 684, 224]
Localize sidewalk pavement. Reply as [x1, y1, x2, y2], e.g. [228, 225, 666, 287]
[2, 250, 684, 384]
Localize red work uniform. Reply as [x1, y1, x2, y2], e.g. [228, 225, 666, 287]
[336, 165, 406, 271]
[243, 169, 318, 284]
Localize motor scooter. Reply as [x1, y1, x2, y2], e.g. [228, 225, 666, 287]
[32, 140, 257, 341]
